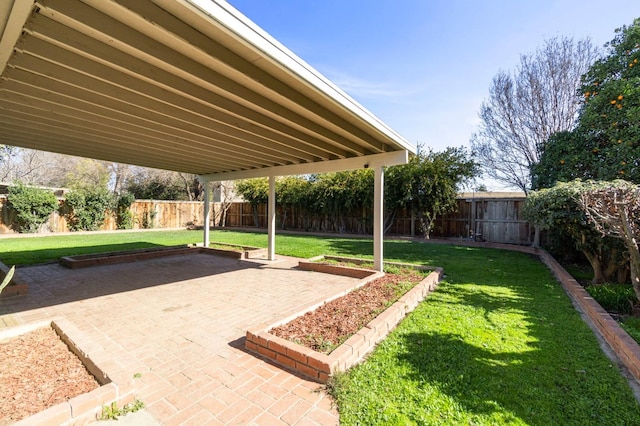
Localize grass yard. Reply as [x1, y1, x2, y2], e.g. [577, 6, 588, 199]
[1, 230, 639, 423]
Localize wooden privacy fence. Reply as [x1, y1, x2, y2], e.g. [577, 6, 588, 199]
[0, 197, 215, 233]
[0, 193, 531, 244]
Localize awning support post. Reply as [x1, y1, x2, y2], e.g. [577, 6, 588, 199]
[373, 165, 384, 272]
[203, 179, 210, 247]
[268, 175, 276, 260]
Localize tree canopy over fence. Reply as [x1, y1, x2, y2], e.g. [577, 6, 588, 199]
[523, 180, 638, 297]
[532, 18, 640, 188]
[235, 147, 478, 237]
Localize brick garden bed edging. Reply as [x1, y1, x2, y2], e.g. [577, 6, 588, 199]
[245, 260, 443, 383]
[59, 243, 266, 268]
[538, 249, 640, 383]
[2, 318, 135, 425]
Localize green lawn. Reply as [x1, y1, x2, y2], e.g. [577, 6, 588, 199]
[1, 230, 639, 424]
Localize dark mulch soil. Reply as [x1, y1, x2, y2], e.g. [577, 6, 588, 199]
[270, 269, 426, 353]
[0, 327, 100, 425]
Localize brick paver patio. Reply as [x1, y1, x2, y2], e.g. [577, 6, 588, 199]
[0, 253, 364, 425]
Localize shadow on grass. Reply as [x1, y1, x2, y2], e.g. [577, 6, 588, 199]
[392, 270, 640, 424]
[330, 239, 640, 424]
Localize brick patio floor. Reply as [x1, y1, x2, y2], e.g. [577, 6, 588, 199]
[0, 253, 364, 425]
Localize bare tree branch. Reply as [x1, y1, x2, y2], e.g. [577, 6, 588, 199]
[471, 36, 599, 192]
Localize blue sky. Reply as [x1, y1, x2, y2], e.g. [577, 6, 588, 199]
[226, 1, 640, 189]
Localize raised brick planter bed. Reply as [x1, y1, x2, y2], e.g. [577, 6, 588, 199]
[2, 318, 135, 425]
[200, 243, 267, 260]
[60, 246, 195, 268]
[246, 260, 443, 383]
[0, 260, 28, 298]
[60, 243, 266, 268]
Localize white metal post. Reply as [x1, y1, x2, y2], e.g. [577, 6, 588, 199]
[203, 179, 210, 247]
[268, 175, 276, 260]
[374, 165, 384, 271]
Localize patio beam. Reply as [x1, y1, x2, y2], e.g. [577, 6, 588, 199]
[0, 0, 34, 75]
[202, 150, 408, 181]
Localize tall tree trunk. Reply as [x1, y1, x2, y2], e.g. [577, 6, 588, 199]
[410, 208, 415, 237]
[252, 204, 259, 228]
[532, 224, 541, 247]
[618, 207, 640, 302]
[583, 250, 605, 284]
[280, 206, 288, 229]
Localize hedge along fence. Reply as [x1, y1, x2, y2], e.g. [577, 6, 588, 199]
[225, 193, 531, 245]
[0, 194, 531, 245]
[0, 196, 217, 234]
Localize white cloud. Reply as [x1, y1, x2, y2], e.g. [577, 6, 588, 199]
[320, 67, 423, 101]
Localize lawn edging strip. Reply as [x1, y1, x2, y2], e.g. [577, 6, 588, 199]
[2, 318, 135, 425]
[245, 259, 443, 383]
[538, 249, 640, 382]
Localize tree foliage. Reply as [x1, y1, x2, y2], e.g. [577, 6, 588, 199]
[63, 158, 111, 192]
[578, 180, 640, 302]
[125, 169, 201, 201]
[472, 36, 599, 192]
[386, 147, 478, 237]
[7, 182, 58, 233]
[523, 180, 630, 284]
[275, 176, 313, 229]
[234, 147, 478, 236]
[235, 178, 269, 227]
[533, 18, 640, 187]
[65, 188, 113, 231]
[115, 192, 135, 229]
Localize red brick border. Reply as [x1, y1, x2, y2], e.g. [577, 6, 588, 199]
[2, 318, 136, 425]
[538, 250, 640, 382]
[59, 244, 267, 268]
[245, 262, 443, 383]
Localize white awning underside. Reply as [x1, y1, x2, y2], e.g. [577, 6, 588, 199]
[0, 0, 413, 180]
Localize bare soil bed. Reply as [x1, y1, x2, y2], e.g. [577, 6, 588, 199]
[271, 268, 426, 353]
[0, 327, 99, 425]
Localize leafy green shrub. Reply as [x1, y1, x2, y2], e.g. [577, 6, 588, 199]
[65, 188, 113, 231]
[586, 283, 636, 315]
[621, 317, 640, 344]
[99, 399, 145, 420]
[115, 192, 135, 229]
[7, 182, 58, 233]
[140, 209, 157, 229]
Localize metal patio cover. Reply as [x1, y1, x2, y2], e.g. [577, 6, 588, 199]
[0, 0, 414, 180]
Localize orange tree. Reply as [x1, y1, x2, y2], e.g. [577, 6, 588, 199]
[533, 18, 640, 188]
[578, 180, 640, 302]
[523, 180, 629, 284]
